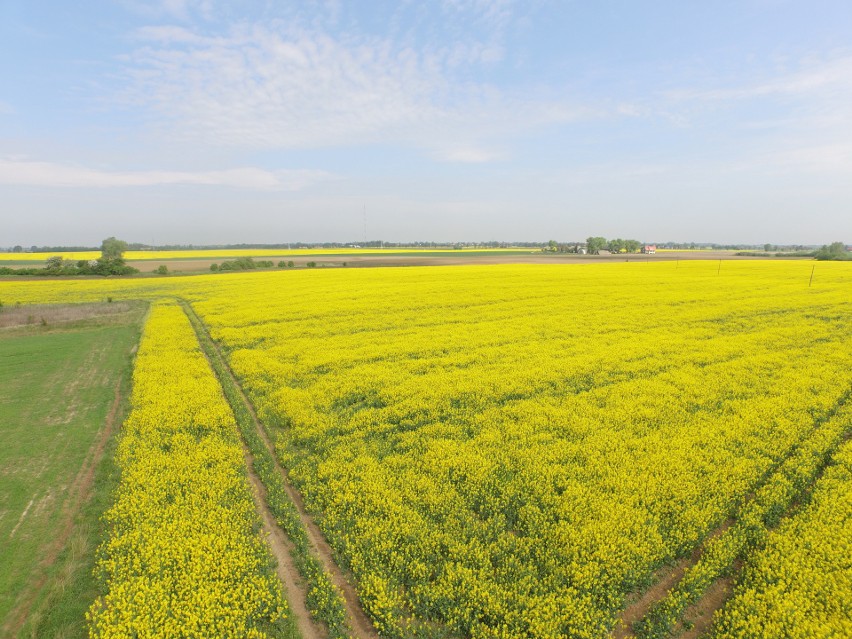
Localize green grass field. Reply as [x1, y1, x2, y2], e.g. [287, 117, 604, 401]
[0, 302, 146, 638]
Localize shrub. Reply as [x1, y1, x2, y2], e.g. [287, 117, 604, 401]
[814, 241, 851, 261]
[156, 265, 169, 275]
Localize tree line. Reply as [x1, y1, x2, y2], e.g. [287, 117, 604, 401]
[0, 237, 138, 277]
[543, 237, 645, 254]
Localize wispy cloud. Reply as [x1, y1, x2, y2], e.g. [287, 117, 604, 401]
[117, 8, 588, 160]
[666, 54, 852, 102]
[0, 158, 330, 190]
[435, 146, 507, 163]
[734, 143, 852, 175]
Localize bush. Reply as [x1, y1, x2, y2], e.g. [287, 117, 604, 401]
[306, 261, 317, 268]
[45, 256, 64, 271]
[814, 241, 851, 261]
[210, 263, 219, 271]
[287, 261, 294, 268]
[219, 257, 259, 271]
[156, 264, 169, 275]
[278, 261, 286, 268]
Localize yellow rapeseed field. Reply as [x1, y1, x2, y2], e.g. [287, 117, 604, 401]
[2, 260, 850, 637]
[87, 302, 287, 638]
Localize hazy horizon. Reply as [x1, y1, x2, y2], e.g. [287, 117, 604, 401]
[2, 1, 851, 246]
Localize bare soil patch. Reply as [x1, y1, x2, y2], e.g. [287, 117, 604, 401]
[0, 302, 132, 329]
[124, 250, 780, 273]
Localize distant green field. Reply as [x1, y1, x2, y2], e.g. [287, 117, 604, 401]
[0, 303, 145, 638]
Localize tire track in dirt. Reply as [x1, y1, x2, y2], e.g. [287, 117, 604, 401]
[241, 443, 326, 639]
[185, 302, 379, 639]
[187, 308, 326, 639]
[3, 375, 124, 637]
[675, 426, 852, 639]
[612, 521, 732, 639]
[612, 387, 852, 638]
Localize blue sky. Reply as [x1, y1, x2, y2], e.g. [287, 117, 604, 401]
[1, 0, 851, 245]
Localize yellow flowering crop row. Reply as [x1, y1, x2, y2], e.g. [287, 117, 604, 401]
[712, 438, 852, 639]
[87, 302, 287, 639]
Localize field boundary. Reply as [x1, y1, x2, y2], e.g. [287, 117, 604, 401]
[181, 300, 378, 639]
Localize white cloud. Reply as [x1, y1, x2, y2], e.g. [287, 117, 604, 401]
[666, 54, 852, 102]
[117, 14, 589, 160]
[436, 147, 506, 163]
[0, 158, 330, 190]
[121, 0, 214, 22]
[736, 143, 852, 175]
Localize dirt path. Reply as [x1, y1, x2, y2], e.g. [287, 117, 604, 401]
[613, 394, 852, 639]
[241, 443, 326, 639]
[185, 305, 325, 639]
[612, 520, 732, 639]
[674, 427, 852, 639]
[678, 572, 736, 639]
[3, 375, 124, 637]
[186, 303, 379, 639]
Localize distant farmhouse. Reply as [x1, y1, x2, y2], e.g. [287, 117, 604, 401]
[643, 244, 657, 254]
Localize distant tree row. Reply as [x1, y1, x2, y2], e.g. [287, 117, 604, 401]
[0, 237, 137, 277]
[544, 237, 645, 254]
[586, 237, 644, 254]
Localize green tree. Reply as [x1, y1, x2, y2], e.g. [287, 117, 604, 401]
[586, 237, 607, 254]
[814, 241, 850, 261]
[608, 238, 626, 253]
[624, 240, 642, 253]
[100, 237, 129, 260]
